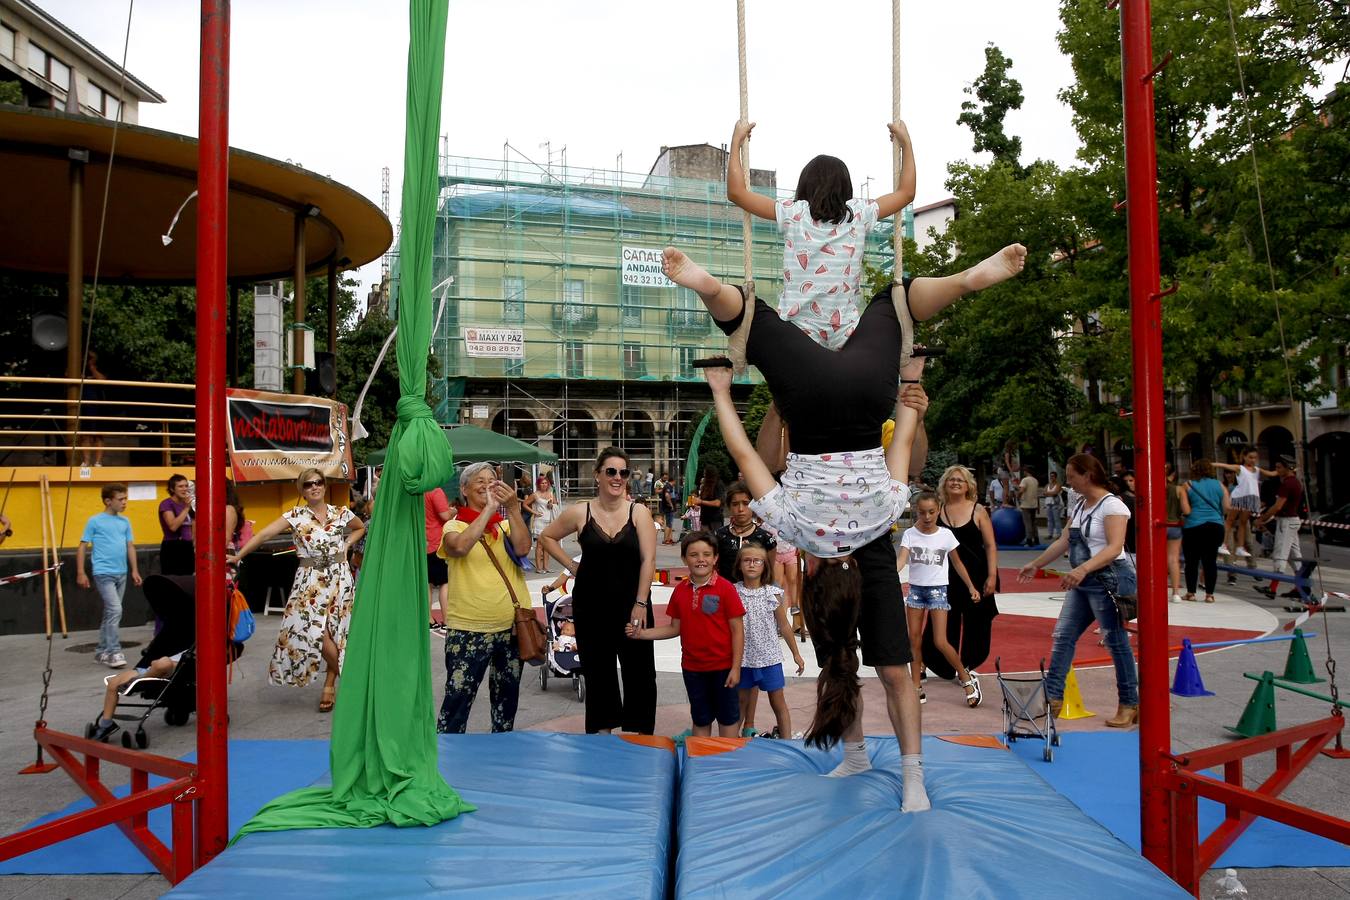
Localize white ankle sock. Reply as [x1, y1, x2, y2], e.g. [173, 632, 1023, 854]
[826, 740, 871, 777]
[900, 754, 931, 812]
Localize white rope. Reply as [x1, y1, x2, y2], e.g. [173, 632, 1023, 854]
[725, 0, 755, 373]
[351, 277, 452, 441]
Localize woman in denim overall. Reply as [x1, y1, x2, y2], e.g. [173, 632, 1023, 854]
[1020, 453, 1139, 727]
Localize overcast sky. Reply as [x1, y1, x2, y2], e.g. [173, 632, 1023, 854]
[42, 0, 1086, 295]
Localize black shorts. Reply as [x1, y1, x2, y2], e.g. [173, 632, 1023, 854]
[716, 281, 912, 454]
[427, 551, 448, 587]
[682, 668, 740, 727]
[808, 532, 912, 669]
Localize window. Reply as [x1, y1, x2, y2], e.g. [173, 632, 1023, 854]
[623, 342, 645, 377]
[620, 285, 643, 326]
[92, 84, 122, 121]
[677, 347, 698, 378]
[505, 356, 524, 377]
[561, 278, 585, 320]
[502, 275, 524, 322]
[564, 341, 585, 378]
[0, 25, 15, 60]
[27, 43, 69, 89]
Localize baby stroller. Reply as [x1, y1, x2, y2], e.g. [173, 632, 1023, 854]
[88, 574, 241, 749]
[994, 657, 1059, 762]
[538, 585, 584, 703]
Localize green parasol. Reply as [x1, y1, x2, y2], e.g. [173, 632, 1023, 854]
[233, 0, 472, 838]
[683, 410, 713, 512]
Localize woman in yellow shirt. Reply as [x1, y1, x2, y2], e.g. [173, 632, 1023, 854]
[436, 461, 532, 733]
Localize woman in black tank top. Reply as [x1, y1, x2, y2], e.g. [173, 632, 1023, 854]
[538, 448, 657, 734]
[922, 467, 1000, 680]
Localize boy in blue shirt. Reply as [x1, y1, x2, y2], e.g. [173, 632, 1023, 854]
[77, 483, 143, 668]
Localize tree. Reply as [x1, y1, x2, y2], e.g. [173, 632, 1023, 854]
[1055, 0, 1342, 457]
[957, 44, 1027, 174]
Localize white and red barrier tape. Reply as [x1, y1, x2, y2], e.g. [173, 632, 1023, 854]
[1306, 519, 1350, 530]
[0, 563, 62, 587]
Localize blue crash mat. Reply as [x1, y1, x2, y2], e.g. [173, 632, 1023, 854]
[0, 739, 331, 875]
[1008, 731, 1350, 868]
[168, 733, 676, 899]
[675, 736, 1190, 899]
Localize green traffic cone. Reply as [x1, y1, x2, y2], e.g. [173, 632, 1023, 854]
[1229, 672, 1278, 738]
[1281, 629, 1325, 685]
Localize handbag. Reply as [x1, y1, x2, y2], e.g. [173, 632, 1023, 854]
[480, 536, 547, 665]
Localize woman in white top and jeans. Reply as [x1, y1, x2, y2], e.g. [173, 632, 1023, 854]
[1019, 453, 1138, 728]
[1215, 448, 1274, 559]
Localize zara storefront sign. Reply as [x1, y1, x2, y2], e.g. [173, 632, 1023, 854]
[463, 326, 524, 358]
[621, 246, 675, 288]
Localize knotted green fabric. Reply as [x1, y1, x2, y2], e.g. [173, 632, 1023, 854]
[233, 0, 472, 839]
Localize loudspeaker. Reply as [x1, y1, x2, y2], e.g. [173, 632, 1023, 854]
[308, 351, 336, 396]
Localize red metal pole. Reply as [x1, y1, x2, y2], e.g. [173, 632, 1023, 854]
[1120, 0, 1171, 879]
[195, 0, 231, 865]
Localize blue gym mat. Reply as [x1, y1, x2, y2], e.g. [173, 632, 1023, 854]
[1007, 731, 1350, 868]
[0, 739, 331, 875]
[675, 736, 1189, 899]
[167, 733, 676, 899]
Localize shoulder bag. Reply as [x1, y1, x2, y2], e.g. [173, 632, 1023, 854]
[480, 536, 548, 665]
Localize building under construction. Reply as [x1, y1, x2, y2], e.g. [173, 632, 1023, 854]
[401, 144, 910, 495]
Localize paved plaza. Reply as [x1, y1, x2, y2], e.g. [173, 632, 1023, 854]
[2, 541, 1349, 898]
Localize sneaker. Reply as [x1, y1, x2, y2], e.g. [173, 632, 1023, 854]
[741, 726, 759, 738]
[759, 727, 781, 739]
[1218, 546, 1232, 558]
[104, 652, 127, 669]
[430, 624, 448, 639]
[1169, 594, 1182, 604]
[89, 719, 120, 743]
[918, 690, 927, 704]
[1235, 547, 1253, 559]
[1279, 589, 1303, 599]
[1254, 585, 1276, 599]
[93, 651, 108, 664]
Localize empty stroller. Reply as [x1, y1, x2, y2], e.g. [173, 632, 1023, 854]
[994, 657, 1059, 762]
[86, 574, 241, 749]
[538, 585, 584, 702]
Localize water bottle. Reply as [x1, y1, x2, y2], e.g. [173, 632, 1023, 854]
[1212, 868, 1247, 900]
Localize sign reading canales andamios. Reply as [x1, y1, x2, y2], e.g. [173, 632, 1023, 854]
[226, 388, 353, 483]
[621, 246, 675, 288]
[463, 326, 524, 358]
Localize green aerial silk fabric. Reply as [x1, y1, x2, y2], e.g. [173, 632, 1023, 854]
[684, 410, 713, 507]
[233, 0, 473, 840]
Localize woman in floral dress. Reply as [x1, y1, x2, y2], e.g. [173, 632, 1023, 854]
[229, 468, 365, 712]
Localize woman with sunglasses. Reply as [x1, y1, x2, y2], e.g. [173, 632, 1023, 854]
[229, 468, 365, 713]
[540, 447, 658, 734]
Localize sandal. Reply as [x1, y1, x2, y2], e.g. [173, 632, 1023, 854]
[319, 685, 336, 713]
[1183, 593, 1197, 602]
[1204, 595, 1215, 603]
[962, 674, 982, 708]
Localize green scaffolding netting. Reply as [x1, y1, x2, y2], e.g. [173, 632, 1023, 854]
[233, 0, 473, 839]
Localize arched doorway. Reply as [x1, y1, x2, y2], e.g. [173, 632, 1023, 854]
[1257, 425, 1295, 469]
[612, 409, 655, 478]
[1216, 429, 1249, 463]
[1310, 431, 1350, 512]
[553, 409, 596, 497]
[1178, 432, 1202, 473]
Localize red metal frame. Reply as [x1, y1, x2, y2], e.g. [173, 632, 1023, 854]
[193, 0, 232, 866]
[1163, 715, 1350, 895]
[1119, 0, 1171, 874]
[0, 727, 201, 883]
[1119, 3, 1350, 895]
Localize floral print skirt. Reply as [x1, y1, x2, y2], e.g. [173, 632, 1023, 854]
[267, 563, 354, 687]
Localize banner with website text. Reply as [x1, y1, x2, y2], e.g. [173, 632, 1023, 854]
[226, 388, 354, 483]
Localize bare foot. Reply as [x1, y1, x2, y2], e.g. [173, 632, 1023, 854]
[964, 243, 1027, 293]
[663, 247, 724, 300]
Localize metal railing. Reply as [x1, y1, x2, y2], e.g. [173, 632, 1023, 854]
[0, 376, 196, 467]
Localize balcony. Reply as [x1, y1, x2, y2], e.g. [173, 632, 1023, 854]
[551, 303, 598, 330]
[622, 360, 649, 380]
[666, 308, 708, 336]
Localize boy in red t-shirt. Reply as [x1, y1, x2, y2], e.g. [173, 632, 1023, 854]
[629, 530, 745, 736]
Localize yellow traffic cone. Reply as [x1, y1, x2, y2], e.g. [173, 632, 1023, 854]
[1058, 667, 1095, 719]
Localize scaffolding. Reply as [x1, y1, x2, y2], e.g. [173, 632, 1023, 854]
[401, 143, 906, 495]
